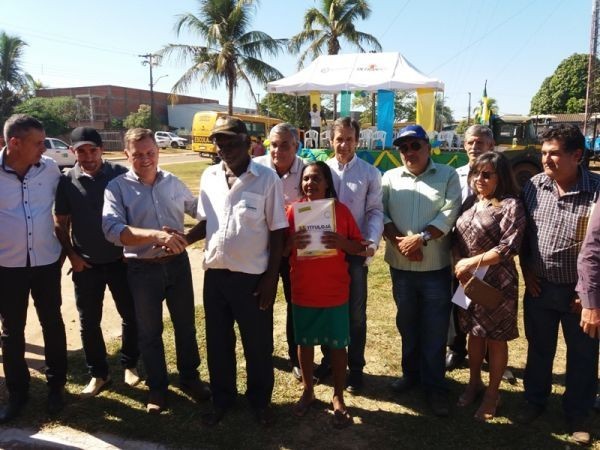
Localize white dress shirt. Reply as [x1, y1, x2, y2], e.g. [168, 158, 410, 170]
[0, 151, 62, 267]
[197, 160, 288, 274]
[456, 163, 472, 202]
[326, 154, 384, 247]
[253, 154, 305, 206]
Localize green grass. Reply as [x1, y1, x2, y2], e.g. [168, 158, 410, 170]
[16, 160, 600, 449]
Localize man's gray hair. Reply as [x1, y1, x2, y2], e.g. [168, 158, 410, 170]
[270, 123, 298, 143]
[464, 124, 494, 141]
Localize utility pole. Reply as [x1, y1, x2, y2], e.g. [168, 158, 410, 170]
[467, 92, 471, 125]
[139, 53, 157, 130]
[585, 0, 600, 136]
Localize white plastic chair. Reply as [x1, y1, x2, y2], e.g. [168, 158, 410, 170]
[320, 129, 331, 148]
[358, 129, 373, 149]
[305, 129, 319, 148]
[371, 130, 387, 150]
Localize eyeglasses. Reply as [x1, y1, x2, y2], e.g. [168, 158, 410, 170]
[472, 170, 496, 180]
[398, 141, 423, 153]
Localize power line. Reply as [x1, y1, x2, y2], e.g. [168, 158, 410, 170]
[0, 21, 140, 57]
[429, 0, 538, 74]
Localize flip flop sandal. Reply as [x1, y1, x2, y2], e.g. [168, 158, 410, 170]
[332, 409, 353, 429]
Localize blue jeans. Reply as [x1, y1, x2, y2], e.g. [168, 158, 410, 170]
[523, 278, 599, 424]
[390, 266, 452, 393]
[203, 269, 274, 410]
[73, 260, 139, 379]
[319, 255, 368, 373]
[127, 253, 200, 391]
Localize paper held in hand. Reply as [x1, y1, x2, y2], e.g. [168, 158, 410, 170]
[451, 266, 489, 310]
[293, 199, 337, 259]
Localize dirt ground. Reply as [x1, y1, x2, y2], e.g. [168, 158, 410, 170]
[0, 248, 205, 380]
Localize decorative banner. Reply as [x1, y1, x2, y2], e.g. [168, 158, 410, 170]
[340, 91, 351, 117]
[416, 88, 436, 131]
[376, 90, 394, 148]
[298, 148, 468, 172]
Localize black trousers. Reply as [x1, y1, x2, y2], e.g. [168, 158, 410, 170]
[279, 257, 298, 366]
[0, 261, 67, 395]
[73, 260, 139, 379]
[203, 269, 274, 410]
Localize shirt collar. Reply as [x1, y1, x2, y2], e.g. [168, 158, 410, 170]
[335, 153, 358, 170]
[399, 158, 436, 177]
[74, 160, 109, 180]
[125, 167, 164, 184]
[537, 167, 594, 194]
[0, 147, 43, 176]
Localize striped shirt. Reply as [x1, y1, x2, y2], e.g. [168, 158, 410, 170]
[521, 168, 600, 284]
[382, 159, 462, 271]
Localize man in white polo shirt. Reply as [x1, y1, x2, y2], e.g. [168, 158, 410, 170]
[255, 123, 305, 380]
[185, 117, 287, 426]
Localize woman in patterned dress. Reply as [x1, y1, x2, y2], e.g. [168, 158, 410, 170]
[453, 151, 526, 421]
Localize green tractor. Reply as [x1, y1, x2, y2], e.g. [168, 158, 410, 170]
[491, 115, 542, 188]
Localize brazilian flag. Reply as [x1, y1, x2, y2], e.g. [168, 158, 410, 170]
[480, 80, 491, 126]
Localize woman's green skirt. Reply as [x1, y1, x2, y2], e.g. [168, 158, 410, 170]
[292, 303, 349, 349]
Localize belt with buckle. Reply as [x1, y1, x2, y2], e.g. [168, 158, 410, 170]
[127, 254, 180, 264]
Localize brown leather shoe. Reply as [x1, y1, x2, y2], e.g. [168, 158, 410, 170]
[146, 390, 167, 414]
[180, 379, 211, 403]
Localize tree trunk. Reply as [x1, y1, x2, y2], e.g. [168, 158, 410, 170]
[333, 93, 338, 119]
[228, 87, 234, 116]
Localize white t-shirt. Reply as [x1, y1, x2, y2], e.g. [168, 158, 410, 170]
[309, 110, 322, 128]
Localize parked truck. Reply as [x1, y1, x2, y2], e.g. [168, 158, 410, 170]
[491, 114, 542, 187]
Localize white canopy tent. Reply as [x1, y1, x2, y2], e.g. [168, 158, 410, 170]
[266, 52, 444, 94]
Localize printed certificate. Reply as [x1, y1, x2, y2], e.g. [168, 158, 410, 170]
[293, 199, 337, 259]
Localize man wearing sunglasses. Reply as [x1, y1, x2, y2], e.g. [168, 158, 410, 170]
[382, 124, 461, 417]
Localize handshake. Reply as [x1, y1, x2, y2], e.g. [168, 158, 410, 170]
[153, 226, 189, 254]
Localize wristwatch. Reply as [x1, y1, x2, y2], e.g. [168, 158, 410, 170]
[419, 230, 432, 246]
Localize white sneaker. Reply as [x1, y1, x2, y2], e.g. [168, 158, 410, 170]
[124, 367, 141, 387]
[80, 376, 111, 398]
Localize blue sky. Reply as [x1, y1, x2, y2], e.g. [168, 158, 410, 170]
[0, 0, 590, 120]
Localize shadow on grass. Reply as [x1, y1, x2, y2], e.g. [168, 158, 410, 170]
[0, 343, 595, 449]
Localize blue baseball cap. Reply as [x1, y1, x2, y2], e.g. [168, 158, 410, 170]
[393, 125, 429, 146]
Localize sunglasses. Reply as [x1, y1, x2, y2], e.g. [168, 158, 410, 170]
[213, 138, 246, 151]
[398, 141, 423, 153]
[473, 170, 496, 180]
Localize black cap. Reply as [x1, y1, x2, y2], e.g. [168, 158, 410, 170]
[70, 127, 102, 149]
[209, 116, 248, 139]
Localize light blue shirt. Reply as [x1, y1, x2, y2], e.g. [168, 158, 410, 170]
[0, 150, 62, 267]
[326, 154, 384, 246]
[382, 159, 462, 271]
[102, 168, 197, 259]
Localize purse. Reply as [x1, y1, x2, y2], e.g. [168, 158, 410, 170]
[461, 252, 503, 311]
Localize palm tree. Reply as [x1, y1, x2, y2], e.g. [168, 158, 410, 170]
[290, 0, 382, 117]
[0, 31, 31, 123]
[473, 97, 499, 123]
[158, 0, 287, 115]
